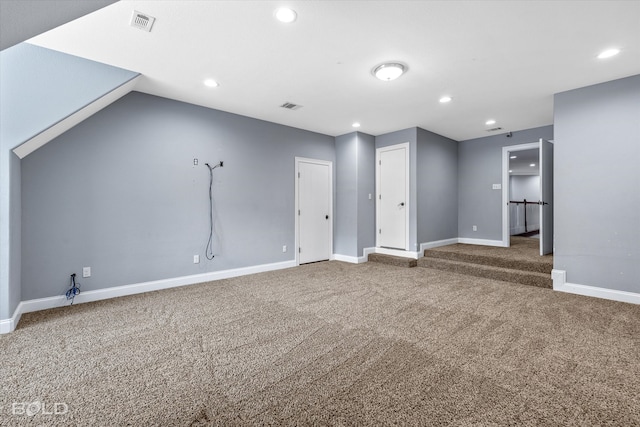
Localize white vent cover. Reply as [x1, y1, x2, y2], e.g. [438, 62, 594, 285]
[280, 102, 302, 110]
[130, 11, 155, 32]
[486, 127, 503, 132]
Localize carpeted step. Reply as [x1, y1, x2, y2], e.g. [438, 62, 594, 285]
[417, 257, 552, 289]
[368, 253, 417, 268]
[423, 249, 552, 274]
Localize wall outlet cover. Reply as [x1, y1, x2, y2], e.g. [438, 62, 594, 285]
[82, 267, 91, 278]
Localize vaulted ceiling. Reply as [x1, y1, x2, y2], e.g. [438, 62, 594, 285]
[15, 1, 640, 140]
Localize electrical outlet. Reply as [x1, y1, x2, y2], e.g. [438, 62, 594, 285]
[82, 267, 91, 278]
[492, 184, 501, 190]
[473, 225, 477, 232]
[193, 158, 198, 166]
[193, 255, 200, 264]
[282, 245, 287, 253]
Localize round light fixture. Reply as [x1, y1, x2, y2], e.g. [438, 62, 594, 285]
[204, 79, 219, 88]
[352, 122, 361, 128]
[485, 119, 496, 125]
[372, 63, 406, 81]
[510, 155, 517, 159]
[439, 96, 452, 103]
[530, 163, 536, 167]
[597, 48, 620, 59]
[275, 7, 297, 23]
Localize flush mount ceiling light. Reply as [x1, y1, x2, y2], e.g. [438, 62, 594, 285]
[352, 122, 361, 128]
[372, 63, 406, 81]
[530, 163, 536, 167]
[510, 155, 517, 159]
[275, 7, 297, 23]
[439, 96, 452, 103]
[485, 119, 496, 125]
[204, 79, 219, 88]
[597, 48, 620, 59]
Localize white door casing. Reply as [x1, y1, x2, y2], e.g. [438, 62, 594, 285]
[295, 158, 332, 264]
[376, 143, 410, 250]
[539, 139, 554, 256]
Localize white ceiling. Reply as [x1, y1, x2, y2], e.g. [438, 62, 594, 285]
[27, 0, 640, 141]
[509, 148, 539, 176]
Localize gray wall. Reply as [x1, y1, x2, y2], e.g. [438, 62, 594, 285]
[335, 132, 376, 258]
[375, 128, 418, 251]
[0, 0, 117, 50]
[554, 75, 640, 292]
[458, 126, 554, 241]
[21, 92, 335, 300]
[416, 128, 458, 244]
[335, 133, 358, 256]
[0, 43, 137, 319]
[356, 133, 376, 255]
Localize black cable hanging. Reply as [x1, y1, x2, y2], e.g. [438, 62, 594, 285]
[66, 273, 81, 305]
[205, 161, 223, 260]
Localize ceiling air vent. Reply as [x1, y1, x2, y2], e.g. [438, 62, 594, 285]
[130, 11, 156, 32]
[280, 102, 302, 110]
[486, 127, 503, 132]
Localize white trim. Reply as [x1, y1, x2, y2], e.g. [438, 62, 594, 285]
[12, 76, 141, 159]
[458, 238, 506, 247]
[334, 247, 376, 264]
[0, 260, 295, 334]
[376, 142, 410, 251]
[374, 247, 420, 259]
[419, 238, 459, 255]
[0, 302, 23, 334]
[294, 157, 333, 266]
[501, 142, 540, 248]
[552, 269, 640, 305]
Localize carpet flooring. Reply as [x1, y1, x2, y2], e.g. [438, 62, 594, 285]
[1, 261, 639, 426]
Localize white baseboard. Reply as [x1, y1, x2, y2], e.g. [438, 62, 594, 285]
[374, 247, 420, 259]
[458, 238, 506, 247]
[334, 247, 375, 264]
[552, 269, 640, 305]
[419, 238, 459, 255]
[0, 259, 296, 334]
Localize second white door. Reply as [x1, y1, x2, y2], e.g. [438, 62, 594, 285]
[377, 143, 409, 250]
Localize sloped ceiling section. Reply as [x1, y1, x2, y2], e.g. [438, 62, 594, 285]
[0, 43, 139, 158]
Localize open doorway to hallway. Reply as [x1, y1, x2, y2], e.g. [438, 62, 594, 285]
[501, 140, 554, 256]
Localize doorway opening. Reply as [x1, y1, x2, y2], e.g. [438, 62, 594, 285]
[501, 140, 553, 256]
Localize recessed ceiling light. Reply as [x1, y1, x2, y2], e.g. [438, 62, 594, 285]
[204, 79, 219, 88]
[485, 119, 496, 125]
[275, 8, 297, 23]
[439, 96, 452, 103]
[597, 48, 620, 59]
[372, 63, 406, 81]
[510, 155, 517, 159]
[352, 122, 361, 128]
[530, 163, 536, 167]
[509, 170, 513, 173]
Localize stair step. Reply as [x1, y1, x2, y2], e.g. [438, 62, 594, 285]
[423, 249, 552, 274]
[417, 257, 552, 289]
[368, 253, 417, 268]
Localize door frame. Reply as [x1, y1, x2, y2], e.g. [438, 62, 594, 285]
[501, 142, 540, 247]
[376, 142, 410, 251]
[294, 157, 333, 266]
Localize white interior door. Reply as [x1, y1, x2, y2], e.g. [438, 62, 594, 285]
[298, 160, 331, 264]
[377, 143, 409, 250]
[539, 139, 554, 255]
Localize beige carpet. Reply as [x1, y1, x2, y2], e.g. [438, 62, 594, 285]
[1, 261, 639, 426]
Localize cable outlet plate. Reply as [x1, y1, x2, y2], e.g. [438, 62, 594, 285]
[193, 255, 200, 264]
[82, 267, 91, 278]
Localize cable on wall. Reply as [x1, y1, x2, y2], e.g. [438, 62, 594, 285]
[205, 161, 223, 260]
[66, 273, 81, 305]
